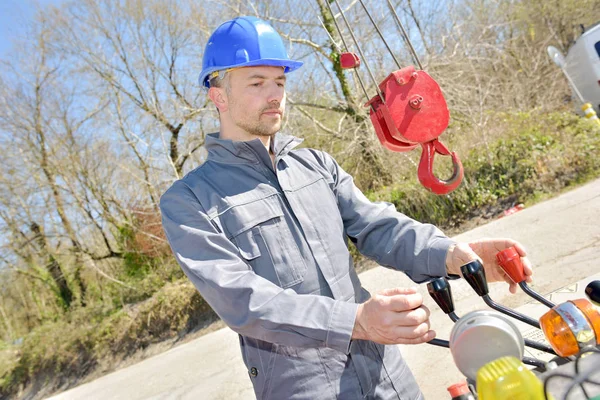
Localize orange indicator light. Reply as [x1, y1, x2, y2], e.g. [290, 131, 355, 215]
[539, 299, 600, 357]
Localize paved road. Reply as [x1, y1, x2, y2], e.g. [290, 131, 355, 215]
[47, 178, 600, 400]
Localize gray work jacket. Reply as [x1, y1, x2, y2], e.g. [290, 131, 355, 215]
[160, 132, 455, 399]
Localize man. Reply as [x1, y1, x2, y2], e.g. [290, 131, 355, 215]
[160, 16, 533, 399]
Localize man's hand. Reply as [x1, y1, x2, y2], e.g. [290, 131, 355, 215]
[352, 287, 435, 345]
[446, 238, 533, 294]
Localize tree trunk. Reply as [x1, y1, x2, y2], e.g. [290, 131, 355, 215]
[30, 222, 73, 310]
[34, 74, 88, 307]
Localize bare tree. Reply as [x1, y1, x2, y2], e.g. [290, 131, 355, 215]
[50, 0, 213, 180]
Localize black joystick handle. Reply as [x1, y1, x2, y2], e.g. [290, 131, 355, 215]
[427, 278, 455, 314]
[586, 280, 600, 305]
[460, 260, 541, 329]
[460, 260, 489, 296]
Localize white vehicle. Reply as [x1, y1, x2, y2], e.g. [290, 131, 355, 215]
[548, 22, 600, 114]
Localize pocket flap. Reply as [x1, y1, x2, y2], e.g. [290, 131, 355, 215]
[221, 196, 284, 238]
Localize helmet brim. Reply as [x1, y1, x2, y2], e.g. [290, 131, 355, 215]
[199, 59, 304, 88]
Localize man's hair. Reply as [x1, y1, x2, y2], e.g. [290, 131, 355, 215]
[208, 72, 231, 115]
[208, 72, 231, 93]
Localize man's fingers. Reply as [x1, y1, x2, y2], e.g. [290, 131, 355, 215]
[522, 257, 533, 278]
[508, 241, 534, 281]
[463, 238, 534, 292]
[385, 293, 424, 312]
[393, 305, 431, 326]
[456, 243, 481, 265]
[394, 330, 437, 345]
[512, 241, 528, 257]
[390, 321, 432, 340]
[499, 270, 518, 293]
[380, 287, 418, 297]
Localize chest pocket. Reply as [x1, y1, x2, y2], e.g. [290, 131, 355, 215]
[219, 195, 307, 289]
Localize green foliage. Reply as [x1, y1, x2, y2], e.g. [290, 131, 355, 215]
[106, 282, 216, 355]
[117, 224, 153, 279]
[0, 341, 18, 390]
[367, 111, 600, 231]
[122, 252, 151, 279]
[0, 280, 216, 397]
[110, 222, 184, 306]
[104, 258, 184, 308]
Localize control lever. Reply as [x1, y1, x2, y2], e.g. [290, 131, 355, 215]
[496, 247, 555, 308]
[461, 261, 541, 329]
[585, 280, 600, 306]
[427, 278, 459, 322]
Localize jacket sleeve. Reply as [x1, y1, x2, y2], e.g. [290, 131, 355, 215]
[319, 151, 456, 283]
[160, 181, 358, 353]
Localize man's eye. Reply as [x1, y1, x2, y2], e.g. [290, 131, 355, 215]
[251, 82, 262, 87]
[277, 83, 285, 87]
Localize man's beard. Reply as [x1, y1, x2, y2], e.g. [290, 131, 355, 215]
[239, 118, 281, 137]
[232, 102, 283, 137]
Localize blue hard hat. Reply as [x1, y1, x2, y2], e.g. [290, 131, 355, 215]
[199, 16, 303, 88]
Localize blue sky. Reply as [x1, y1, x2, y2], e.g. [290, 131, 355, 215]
[0, 0, 65, 58]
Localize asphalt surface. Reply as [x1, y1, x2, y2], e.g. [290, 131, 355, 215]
[46, 178, 600, 400]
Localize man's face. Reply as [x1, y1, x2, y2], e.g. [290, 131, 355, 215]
[219, 66, 286, 137]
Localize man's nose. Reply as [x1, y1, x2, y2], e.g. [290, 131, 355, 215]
[266, 82, 285, 103]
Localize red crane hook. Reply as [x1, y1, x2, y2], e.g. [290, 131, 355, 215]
[418, 139, 464, 195]
[364, 66, 464, 194]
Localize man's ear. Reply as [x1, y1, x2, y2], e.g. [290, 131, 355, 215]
[208, 87, 228, 112]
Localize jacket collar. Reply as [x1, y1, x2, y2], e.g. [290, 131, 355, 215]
[205, 131, 303, 167]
